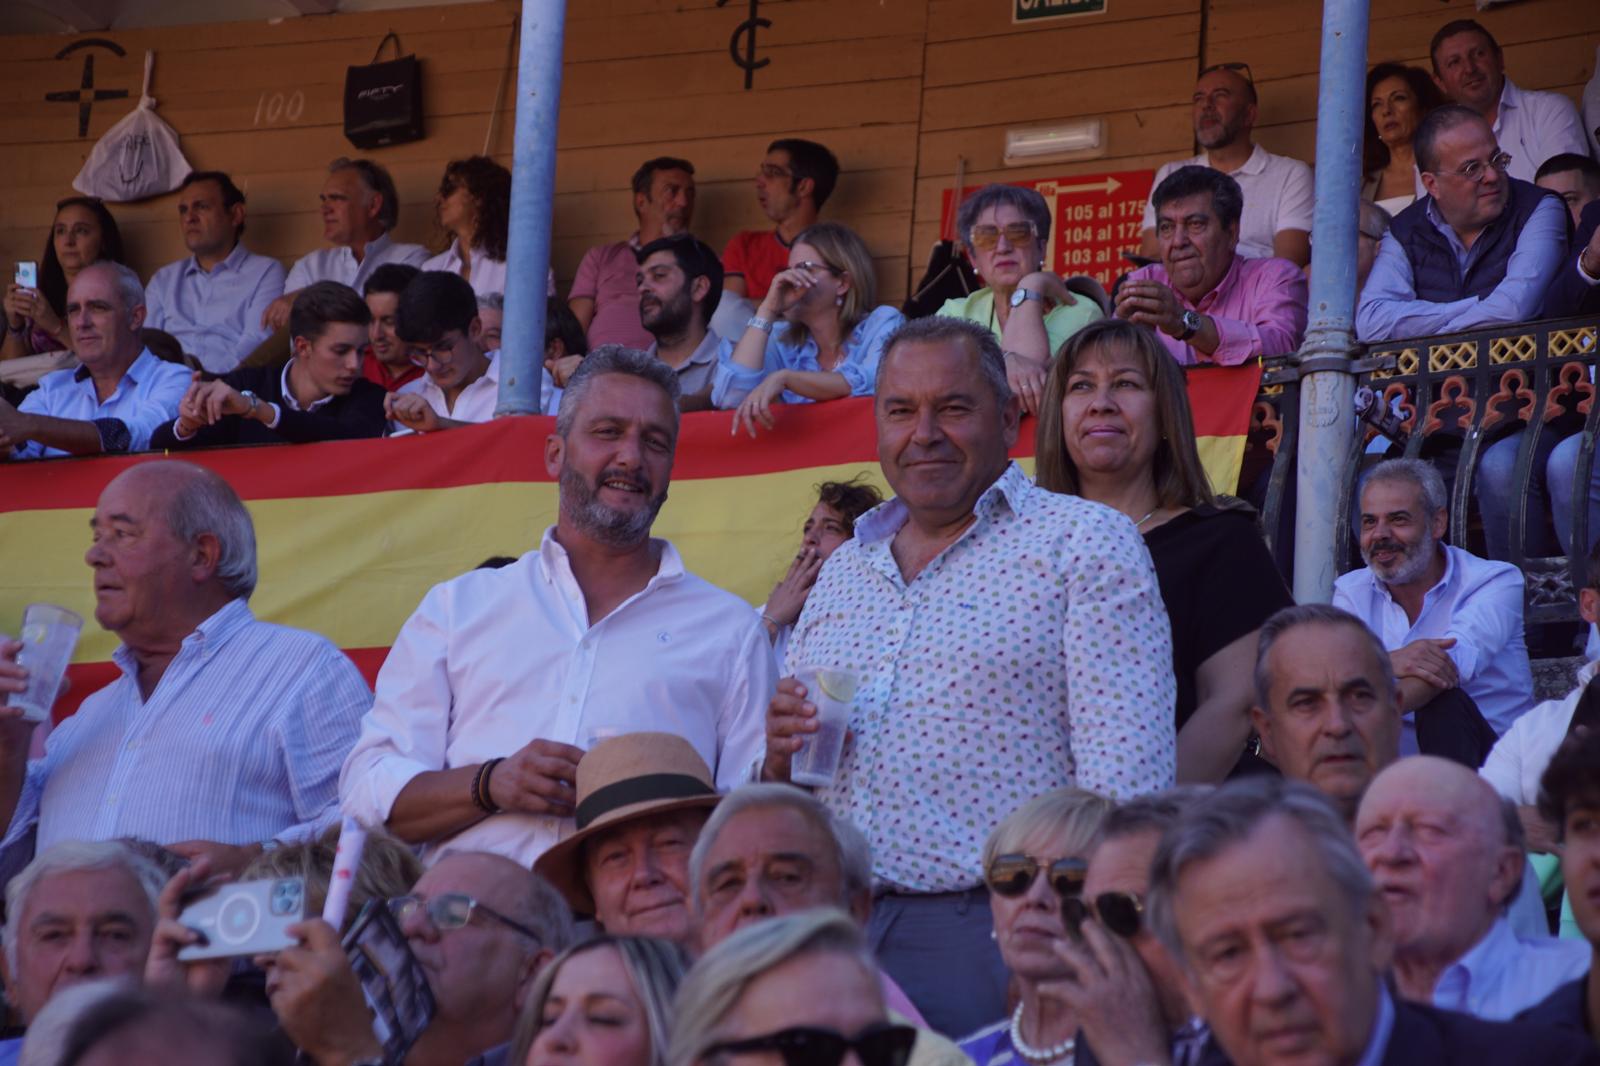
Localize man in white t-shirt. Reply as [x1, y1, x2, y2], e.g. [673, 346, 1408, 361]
[1140, 63, 1314, 267]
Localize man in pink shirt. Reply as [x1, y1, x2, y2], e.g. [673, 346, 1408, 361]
[1116, 166, 1307, 365]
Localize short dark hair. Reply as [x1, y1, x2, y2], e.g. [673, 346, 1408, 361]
[1414, 104, 1488, 175]
[363, 262, 421, 298]
[1537, 153, 1600, 190]
[1539, 728, 1600, 841]
[815, 478, 883, 533]
[768, 138, 841, 210]
[178, 170, 247, 238]
[1429, 19, 1501, 73]
[631, 157, 696, 199]
[395, 271, 479, 346]
[58, 986, 289, 1066]
[636, 233, 725, 326]
[288, 281, 372, 343]
[330, 156, 401, 231]
[546, 295, 588, 357]
[1151, 165, 1244, 231]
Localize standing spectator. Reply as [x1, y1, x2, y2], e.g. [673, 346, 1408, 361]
[571, 157, 695, 351]
[422, 155, 510, 299]
[724, 139, 840, 301]
[509, 936, 689, 1066]
[1430, 19, 1588, 184]
[1536, 153, 1600, 226]
[262, 157, 429, 330]
[636, 233, 724, 412]
[713, 222, 904, 435]
[1140, 64, 1313, 265]
[763, 315, 1175, 1036]
[1364, 63, 1444, 216]
[360, 262, 424, 392]
[143, 170, 286, 373]
[2, 196, 124, 361]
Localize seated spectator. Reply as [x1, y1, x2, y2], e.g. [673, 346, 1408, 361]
[340, 347, 776, 867]
[508, 936, 690, 1066]
[1140, 64, 1313, 265]
[0, 841, 165, 1059]
[1, 261, 189, 460]
[0, 461, 372, 877]
[636, 233, 724, 412]
[1364, 63, 1444, 216]
[668, 911, 918, 1066]
[724, 139, 840, 301]
[1356, 756, 1587, 1021]
[1148, 776, 1600, 1066]
[1537, 153, 1600, 227]
[1334, 459, 1534, 763]
[937, 183, 1101, 414]
[143, 170, 286, 373]
[1430, 19, 1588, 184]
[572, 157, 695, 351]
[959, 790, 1112, 1061]
[544, 294, 589, 389]
[533, 732, 721, 947]
[151, 281, 386, 449]
[759, 478, 884, 668]
[244, 824, 421, 924]
[262, 157, 428, 330]
[1251, 604, 1403, 823]
[422, 155, 510, 298]
[1358, 199, 1395, 291]
[1543, 188, 1600, 320]
[361, 262, 424, 392]
[1117, 166, 1308, 366]
[1036, 319, 1293, 781]
[40, 984, 288, 1066]
[712, 221, 904, 434]
[2, 196, 125, 361]
[1356, 105, 1568, 343]
[478, 291, 504, 350]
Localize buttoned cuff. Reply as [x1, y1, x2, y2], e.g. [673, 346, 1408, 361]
[1578, 251, 1600, 286]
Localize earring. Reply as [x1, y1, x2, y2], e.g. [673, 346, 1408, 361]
[835, 294, 845, 307]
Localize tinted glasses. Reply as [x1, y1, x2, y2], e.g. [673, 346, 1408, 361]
[388, 893, 542, 942]
[1062, 890, 1144, 938]
[968, 222, 1039, 251]
[705, 1025, 917, 1066]
[985, 854, 1087, 901]
[1199, 61, 1253, 85]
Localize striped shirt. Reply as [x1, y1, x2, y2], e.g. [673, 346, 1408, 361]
[0, 599, 371, 868]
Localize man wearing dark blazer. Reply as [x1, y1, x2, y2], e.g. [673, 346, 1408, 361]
[150, 280, 385, 449]
[1544, 196, 1600, 318]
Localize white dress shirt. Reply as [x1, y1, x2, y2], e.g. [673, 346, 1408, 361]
[1142, 143, 1315, 259]
[339, 531, 776, 867]
[421, 244, 507, 300]
[1491, 77, 1588, 184]
[144, 242, 287, 373]
[390, 351, 559, 433]
[1430, 916, 1591, 1020]
[285, 231, 429, 293]
[1482, 658, 1597, 805]
[1332, 544, 1534, 744]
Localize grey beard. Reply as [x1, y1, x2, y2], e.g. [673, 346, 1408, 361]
[559, 463, 667, 548]
[1369, 534, 1436, 586]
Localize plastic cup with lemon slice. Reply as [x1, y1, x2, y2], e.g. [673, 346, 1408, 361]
[791, 665, 860, 788]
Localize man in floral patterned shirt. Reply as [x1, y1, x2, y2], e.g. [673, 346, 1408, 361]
[761, 315, 1177, 1036]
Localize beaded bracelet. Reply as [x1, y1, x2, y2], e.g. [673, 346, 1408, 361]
[471, 758, 504, 815]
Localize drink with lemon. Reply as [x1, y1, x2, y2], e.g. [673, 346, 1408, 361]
[791, 665, 859, 787]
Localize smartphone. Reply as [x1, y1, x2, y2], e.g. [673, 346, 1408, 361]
[176, 876, 306, 962]
[14, 262, 36, 290]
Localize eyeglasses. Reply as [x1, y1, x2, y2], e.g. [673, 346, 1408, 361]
[968, 222, 1039, 251]
[406, 336, 465, 368]
[791, 260, 841, 276]
[1199, 61, 1253, 85]
[757, 164, 794, 181]
[1433, 151, 1512, 184]
[985, 854, 1087, 901]
[704, 1025, 917, 1066]
[1062, 890, 1144, 938]
[388, 893, 543, 942]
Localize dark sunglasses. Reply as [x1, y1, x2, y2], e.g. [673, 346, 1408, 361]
[705, 1025, 917, 1066]
[985, 854, 1087, 900]
[968, 222, 1038, 251]
[1062, 890, 1144, 938]
[1199, 61, 1254, 84]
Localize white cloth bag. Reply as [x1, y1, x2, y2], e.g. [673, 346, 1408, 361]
[72, 51, 192, 203]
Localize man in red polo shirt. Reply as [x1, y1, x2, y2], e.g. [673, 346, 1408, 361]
[723, 138, 840, 302]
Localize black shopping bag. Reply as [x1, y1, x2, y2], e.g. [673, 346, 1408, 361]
[344, 32, 424, 149]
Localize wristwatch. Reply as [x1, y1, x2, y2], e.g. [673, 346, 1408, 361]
[747, 314, 775, 334]
[1009, 287, 1046, 309]
[239, 389, 260, 418]
[1175, 309, 1204, 342]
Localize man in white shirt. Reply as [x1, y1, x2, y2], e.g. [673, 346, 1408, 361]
[340, 346, 777, 867]
[1139, 63, 1313, 266]
[1430, 19, 1588, 184]
[1356, 756, 1588, 1021]
[1333, 459, 1534, 764]
[261, 157, 428, 330]
[637, 233, 724, 412]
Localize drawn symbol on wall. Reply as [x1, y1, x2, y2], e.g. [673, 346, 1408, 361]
[46, 38, 130, 139]
[717, 0, 771, 90]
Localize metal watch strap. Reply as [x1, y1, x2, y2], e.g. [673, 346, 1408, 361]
[747, 314, 775, 334]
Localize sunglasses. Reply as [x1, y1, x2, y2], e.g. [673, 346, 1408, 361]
[1199, 61, 1254, 84]
[985, 854, 1087, 900]
[388, 893, 543, 942]
[1062, 890, 1144, 939]
[705, 1025, 917, 1066]
[968, 222, 1039, 251]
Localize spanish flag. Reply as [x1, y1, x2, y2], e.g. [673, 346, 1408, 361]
[0, 364, 1260, 718]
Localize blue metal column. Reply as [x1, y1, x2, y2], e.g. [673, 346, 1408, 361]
[496, 0, 566, 416]
[1293, 0, 1370, 601]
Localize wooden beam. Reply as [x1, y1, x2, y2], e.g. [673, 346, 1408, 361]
[22, 0, 117, 32]
[280, 0, 342, 15]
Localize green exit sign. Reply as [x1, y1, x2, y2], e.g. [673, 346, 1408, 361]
[1014, 0, 1106, 21]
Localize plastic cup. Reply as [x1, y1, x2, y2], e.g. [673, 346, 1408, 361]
[9, 604, 82, 724]
[790, 665, 859, 788]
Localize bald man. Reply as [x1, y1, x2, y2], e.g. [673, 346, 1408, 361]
[1355, 756, 1588, 1020]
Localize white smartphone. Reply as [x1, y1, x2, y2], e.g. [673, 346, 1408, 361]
[14, 262, 36, 290]
[176, 876, 307, 961]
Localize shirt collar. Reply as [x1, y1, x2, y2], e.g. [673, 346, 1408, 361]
[72, 347, 158, 386]
[279, 361, 336, 413]
[1194, 254, 1244, 309]
[1200, 142, 1267, 175]
[536, 526, 686, 586]
[855, 462, 1032, 545]
[1353, 985, 1396, 1066]
[183, 241, 248, 277]
[110, 598, 255, 677]
[352, 231, 393, 261]
[1440, 916, 1515, 992]
[646, 331, 722, 369]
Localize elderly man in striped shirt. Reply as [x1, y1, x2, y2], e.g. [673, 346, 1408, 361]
[0, 460, 371, 879]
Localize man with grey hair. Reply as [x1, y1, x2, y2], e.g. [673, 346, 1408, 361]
[0, 460, 371, 879]
[763, 314, 1175, 1034]
[1148, 776, 1598, 1066]
[0, 261, 189, 460]
[1333, 458, 1533, 764]
[341, 346, 776, 868]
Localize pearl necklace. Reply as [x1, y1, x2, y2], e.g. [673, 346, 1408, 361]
[1009, 1003, 1076, 1064]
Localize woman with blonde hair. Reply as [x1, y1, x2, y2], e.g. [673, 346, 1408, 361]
[512, 935, 689, 1066]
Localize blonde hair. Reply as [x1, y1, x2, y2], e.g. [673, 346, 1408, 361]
[241, 826, 423, 931]
[982, 788, 1115, 871]
[509, 936, 690, 1066]
[782, 221, 877, 349]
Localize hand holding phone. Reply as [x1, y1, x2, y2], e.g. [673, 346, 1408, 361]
[176, 876, 307, 962]
[14, 262, 37, 291]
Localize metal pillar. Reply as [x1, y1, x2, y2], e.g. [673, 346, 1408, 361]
[1293, 0, 1370, 602]
[496, 0, 566, 416]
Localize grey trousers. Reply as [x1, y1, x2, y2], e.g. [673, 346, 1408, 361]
[865, 885, 1010, 1039]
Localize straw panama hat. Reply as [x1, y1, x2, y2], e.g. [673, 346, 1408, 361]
[533, 731, 721, 916]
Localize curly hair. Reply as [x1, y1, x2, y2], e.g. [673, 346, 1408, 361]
[440, 155, 511, 261]
[815, 478, 883, 533]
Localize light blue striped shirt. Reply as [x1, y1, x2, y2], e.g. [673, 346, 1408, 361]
[711, 304, 906, 408]
[144, 241, 288, 373]
[0, 600, 371, 870]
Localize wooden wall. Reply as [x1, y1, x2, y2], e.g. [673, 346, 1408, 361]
[0, 0, 1594, 313]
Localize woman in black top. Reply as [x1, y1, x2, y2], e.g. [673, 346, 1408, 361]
[1035, 319, 1292, 781]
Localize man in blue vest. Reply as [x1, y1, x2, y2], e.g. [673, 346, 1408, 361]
[1357, 105, 1568, 343]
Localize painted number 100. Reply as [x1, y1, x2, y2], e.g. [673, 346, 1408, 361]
[253, 90, 306, 126]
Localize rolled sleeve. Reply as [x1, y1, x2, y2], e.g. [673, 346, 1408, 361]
[569, 247, 603, 302]
[1209, 261, 1308, 364]
[710, 345, 767, 409]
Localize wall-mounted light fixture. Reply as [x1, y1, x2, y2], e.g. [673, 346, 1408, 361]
[1003, 118, 1106, 166]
